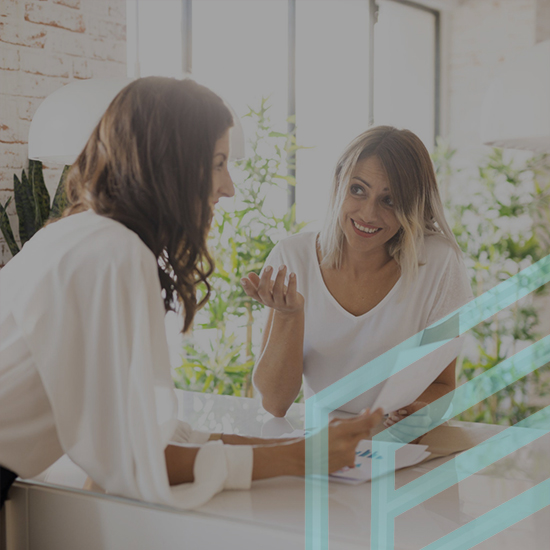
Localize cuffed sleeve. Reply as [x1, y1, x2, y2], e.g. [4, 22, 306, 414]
[223, 444, 253, 490]
[170, 420, 212, 445]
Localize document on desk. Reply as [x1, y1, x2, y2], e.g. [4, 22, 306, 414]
[329, 439, 430, 485]
[281, 431, 429, 484]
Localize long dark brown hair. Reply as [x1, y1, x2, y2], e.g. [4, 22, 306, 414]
[64, 77, 233, 331]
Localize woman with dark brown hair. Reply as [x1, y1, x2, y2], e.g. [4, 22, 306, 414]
[0, 77, 382, 510]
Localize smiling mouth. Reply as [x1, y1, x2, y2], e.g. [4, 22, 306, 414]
[352, 219, 382, 235]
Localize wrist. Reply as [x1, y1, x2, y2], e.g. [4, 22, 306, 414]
[273, 308, 304, 321]
[252, 440, 305, 480]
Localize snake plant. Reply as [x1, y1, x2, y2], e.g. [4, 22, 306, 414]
[0, 161, 70, 257]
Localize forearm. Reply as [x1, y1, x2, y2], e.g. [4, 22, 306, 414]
[164, 440, 305, 486]
[416, 381, 454, 405]
[252, 440, 304, 479]
[253, 310, 305, 416]
[220, 433, 299, 446]
[416, 380, 455, 421]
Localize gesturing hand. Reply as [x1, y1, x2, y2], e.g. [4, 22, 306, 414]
[241, 265, 304, 314]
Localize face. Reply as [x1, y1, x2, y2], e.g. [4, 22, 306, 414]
[338, 156, 401, 255]
[210, 129, 235, 210]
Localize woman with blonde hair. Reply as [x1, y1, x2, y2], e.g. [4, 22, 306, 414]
[0, 77, 382, 510]
[243, 126, 473, 433]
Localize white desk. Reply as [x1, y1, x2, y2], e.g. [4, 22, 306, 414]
[3, 390, 550, 550]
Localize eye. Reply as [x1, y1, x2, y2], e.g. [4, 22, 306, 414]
[350, 184, 365, 195]
[383, 196, 394, 207]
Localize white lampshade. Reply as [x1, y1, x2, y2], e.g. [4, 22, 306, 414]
[480, 40, 550, 153]
[28, 77, 245, 165]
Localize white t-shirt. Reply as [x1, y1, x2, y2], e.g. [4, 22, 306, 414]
[0, 210, 252, 508]
[262, 231, 474, 413]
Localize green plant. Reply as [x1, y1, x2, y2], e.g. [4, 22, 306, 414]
[433, 143, 550, 425]
[173, 99, 307, 397]
[0, 161, 70, 256]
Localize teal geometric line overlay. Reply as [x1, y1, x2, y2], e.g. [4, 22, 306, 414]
[304, 253, 550, 550]
[371, 404, 550, 549]
[421, 477, 550, 550]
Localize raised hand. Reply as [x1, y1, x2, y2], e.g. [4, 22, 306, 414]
[241, 265, 304, 314]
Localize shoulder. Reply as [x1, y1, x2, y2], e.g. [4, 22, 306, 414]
[60, 211, 156, 272]
[275, 231, 317, 254]
[422, 233, 462, 270]
[6, 210, 158, 289]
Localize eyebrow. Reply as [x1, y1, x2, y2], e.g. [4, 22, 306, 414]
[352, 176, 389, 192]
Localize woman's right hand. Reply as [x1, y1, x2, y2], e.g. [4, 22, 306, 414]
[241, 265, 304, 314]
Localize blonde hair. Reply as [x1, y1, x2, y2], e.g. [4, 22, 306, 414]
[319, 126, 459, 290]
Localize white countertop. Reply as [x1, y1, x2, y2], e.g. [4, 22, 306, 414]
[10, 390, 550, 550]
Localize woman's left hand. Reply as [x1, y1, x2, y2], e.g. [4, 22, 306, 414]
[383, 401, 433, 444]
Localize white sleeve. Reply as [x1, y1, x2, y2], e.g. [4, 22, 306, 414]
[170, 420, 211, 445]
[261, 240, 286, 278]
[427, 249, 474, 327]
[11, 239, 252, 508]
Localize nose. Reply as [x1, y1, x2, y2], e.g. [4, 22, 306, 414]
[222, 170, 235, 198]
[361, 196, 379, 222]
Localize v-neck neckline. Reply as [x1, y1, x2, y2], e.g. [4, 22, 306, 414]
[311, 233, 402, 321]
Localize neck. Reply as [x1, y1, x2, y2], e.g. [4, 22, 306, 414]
[340, 242, 394, 278]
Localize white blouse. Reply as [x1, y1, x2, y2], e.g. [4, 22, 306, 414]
[263, 232, 474, 413]
[0, 210, 252, 508]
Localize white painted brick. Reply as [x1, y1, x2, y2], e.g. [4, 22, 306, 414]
[72, 57, 92, 79]
[91, 37, 125, 64]
[0, 168, 18, 188]
[17, 96, 42, 121]
[0, 45, 20, 71]
[25, 2, 86, 33]
[107, 1, 125, 21]
[46, 27, 88, 57]
[0, 142, 27, 169]
[80, 0, 109, 17]
[20, 49, 71, 77]
[0, 0, 23, 20]
[0, 21, 48, 49]
[3, 69, 69, 98]
[88, 57, 125, 78]
[0, 119, 30, 146]
[0, 70, 21, 97]
[87, 15, 126, 42]
[53, 0, 82, 9]
[0, 95, 24, 144]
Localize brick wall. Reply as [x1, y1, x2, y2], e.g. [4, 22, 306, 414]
[0, 0, 126, 265]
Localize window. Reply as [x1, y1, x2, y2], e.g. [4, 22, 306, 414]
[374, 0, 439, 150]
[127, 0, 440, 225]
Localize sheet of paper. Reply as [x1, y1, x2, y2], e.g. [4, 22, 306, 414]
[281, 431, 430, 484]
[329, 439, 430, 485]
[371, 337, 461, 414]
